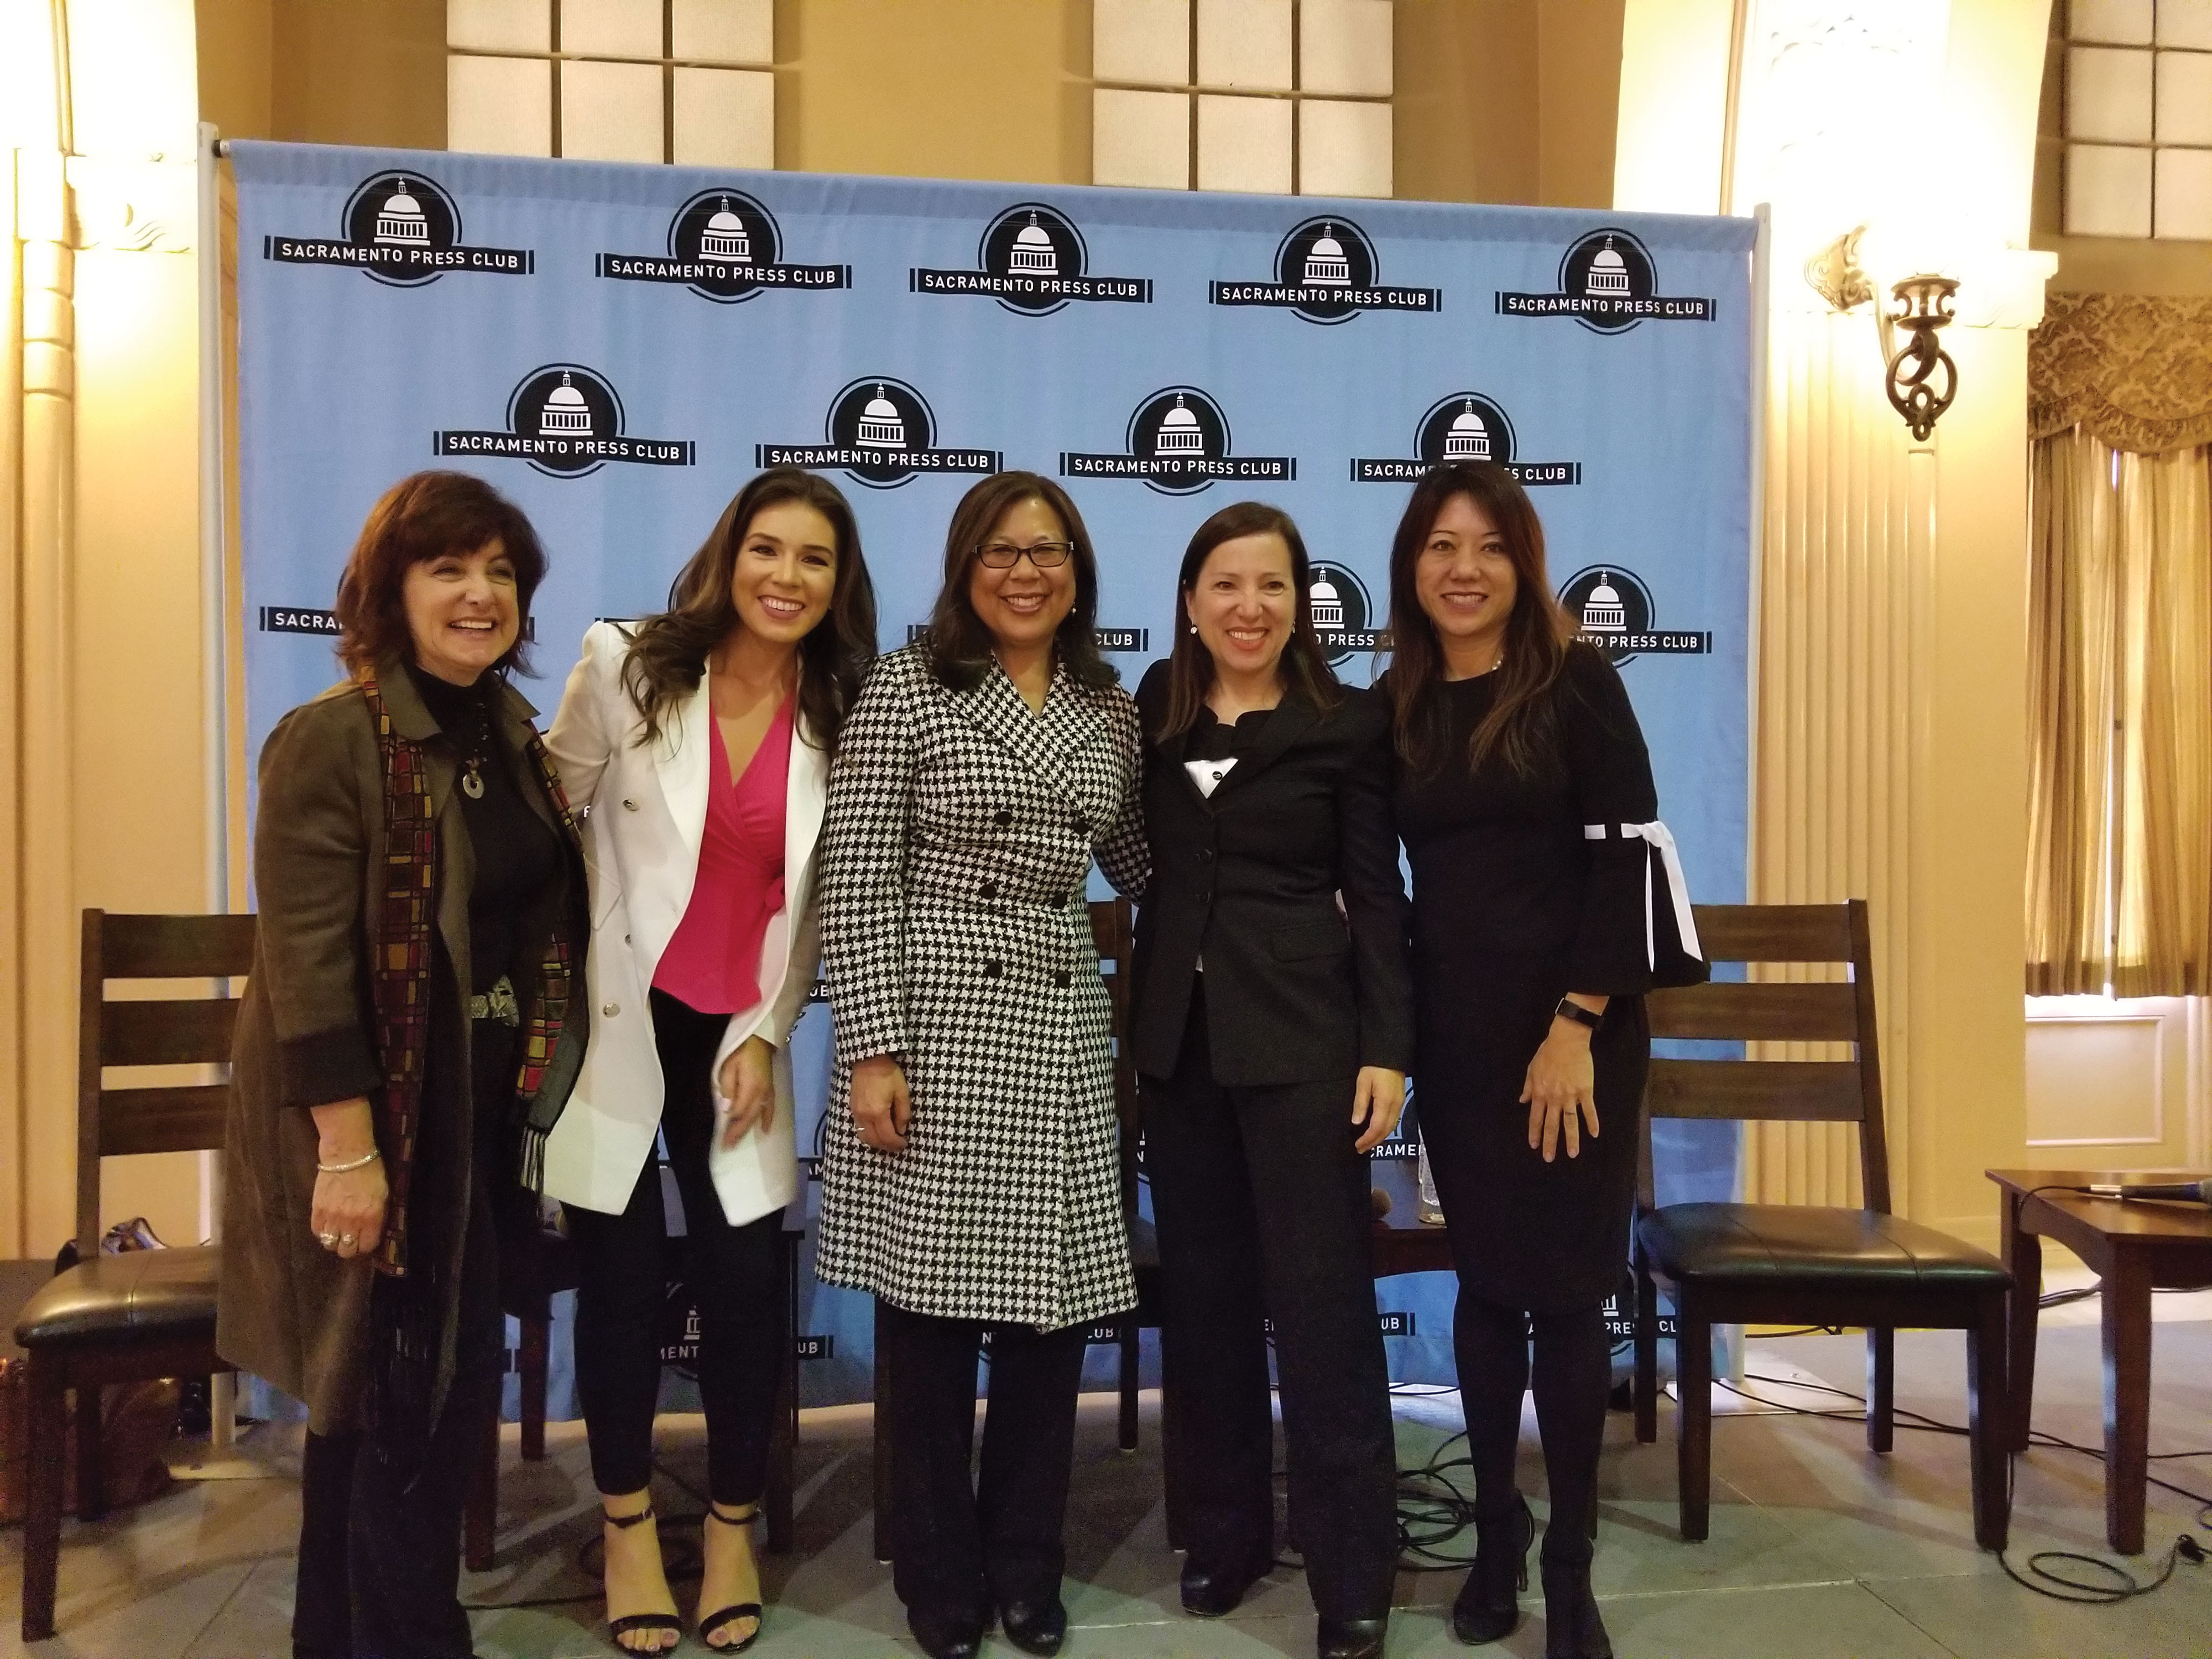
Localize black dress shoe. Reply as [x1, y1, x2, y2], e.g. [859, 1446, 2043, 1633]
[906, 1607, 984, 1659]
[1452, 1494, 1533, 1645]
[1539, 1557, 1613, 1659]
[1316, 1614, 1389, 1659]
[997, 1596, 1068, 1656]
[1179, 1556, 1270, 1618]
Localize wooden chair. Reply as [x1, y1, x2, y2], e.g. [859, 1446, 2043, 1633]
[869, 897, 1158, 1561]
[1629, 901, 2011, 1551]
[13, 910, 253, 1641]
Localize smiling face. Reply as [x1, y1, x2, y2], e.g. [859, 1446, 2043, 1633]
[1414, 492, 1518, 656]
[729, 497, 838, 646]
[403, 538, 520, 685]
[966, 495, 1077, 656]
[1186, 531, 1295, 687]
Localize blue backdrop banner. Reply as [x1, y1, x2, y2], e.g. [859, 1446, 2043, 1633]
[230, 140, 1759, 1412]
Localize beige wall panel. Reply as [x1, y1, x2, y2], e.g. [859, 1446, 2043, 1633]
[197, 0, 276, 141]
[2025, 1017, 2162, 1146]
[271, 0, 446, 149]
[1535, 1, 1623, 209]
[1393, 0, 1537, 204]
[781, 0, 1080, 184]
[1614, 0, 1734, 213]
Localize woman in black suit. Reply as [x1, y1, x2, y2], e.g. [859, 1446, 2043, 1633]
[1384, 461, 1700, 1659]
[1132, 502, 1413, 1659]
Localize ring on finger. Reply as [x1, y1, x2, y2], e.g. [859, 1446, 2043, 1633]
[319, 1232, 338, 1248]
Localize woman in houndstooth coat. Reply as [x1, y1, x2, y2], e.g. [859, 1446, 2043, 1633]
[816, 471, 1146, 1659]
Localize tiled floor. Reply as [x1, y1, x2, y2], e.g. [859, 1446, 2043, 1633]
[5, 1319, 2209, 1658]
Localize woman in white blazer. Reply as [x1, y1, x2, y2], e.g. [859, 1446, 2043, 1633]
[545, 467, 877, 1655]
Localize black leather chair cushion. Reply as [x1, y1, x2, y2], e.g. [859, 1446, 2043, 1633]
[13, 1245, 221, 1347]
[1639, 1203, 2008, 1289]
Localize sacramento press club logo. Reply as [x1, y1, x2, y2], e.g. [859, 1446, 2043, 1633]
[1307, 562, 1385, 667]
[597, 188, 850, 302]
[1350, 392, 1583, 488]
[435, 364, 698, 478]
[263, 173, 533, 287]
[1496, 228, 1715, 335]
[1060, 386, 1295, 497]
[1558, 566, 1710, 665]
[1211, 217, 1439, 325]
[758, 378, 1001, 489]
[911, 203, 1152, 315]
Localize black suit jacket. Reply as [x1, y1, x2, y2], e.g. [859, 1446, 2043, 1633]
[1130, 661, 1414, 1086]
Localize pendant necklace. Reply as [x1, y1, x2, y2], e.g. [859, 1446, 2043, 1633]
[460, 701, 489, 799]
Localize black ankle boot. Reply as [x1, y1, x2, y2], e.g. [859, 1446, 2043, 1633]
[1452, 1494, 1533, 1645]
[1539, 1557, 1612, 1659]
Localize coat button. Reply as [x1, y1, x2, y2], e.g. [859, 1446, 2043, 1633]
[1200, 847, 1214, 862]
[1053, 970, 1071, 988]
[1072, 818, 1089, 836]
[622, 799, 639, 811]
[994, 809, 1013, 827]
[980, 879, 999, 899]
[983, 960, 1003, 978]
[602, 1002, 619, 1017]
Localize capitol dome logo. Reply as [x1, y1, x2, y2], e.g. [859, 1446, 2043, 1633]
[1496, 227, 1714, 335]
[758, 377, 1000, 489]
[597, 187, 849, 302]
[264, 173, 534, 285]
[1212, 216, 1438, 325]
[1556, 565, 1711, 665]
[435, 363, 696, 478]
[1350, 392, 1583, 487]
[1061, 386, 1296, 496]
[913, 202, 1152, 314]
[1306, 562, 1382, 666]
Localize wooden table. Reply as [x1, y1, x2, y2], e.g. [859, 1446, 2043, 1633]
[1988, 1168, 2212, 1554]
[1369, 1153, 1453, 1279]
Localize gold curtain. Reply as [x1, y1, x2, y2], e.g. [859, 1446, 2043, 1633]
[2026, 430, 2212, 997]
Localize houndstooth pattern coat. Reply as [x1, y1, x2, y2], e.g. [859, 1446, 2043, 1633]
[815, 643, 1148, 1329]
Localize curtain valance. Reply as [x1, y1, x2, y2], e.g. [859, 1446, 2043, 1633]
[2030, 292, 2212, 452]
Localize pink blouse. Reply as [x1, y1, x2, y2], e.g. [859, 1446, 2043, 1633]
[653, 696, 794, 1015]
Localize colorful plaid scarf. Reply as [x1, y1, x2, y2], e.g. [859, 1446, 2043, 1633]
[360, 670, 580, 1277]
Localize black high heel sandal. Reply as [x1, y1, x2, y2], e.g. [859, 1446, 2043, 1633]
[698, 1503, 765, 1653]
[602, 1505, 683, 1654]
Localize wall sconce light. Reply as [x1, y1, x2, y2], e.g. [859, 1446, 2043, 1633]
[1880, 275, 1959, 442]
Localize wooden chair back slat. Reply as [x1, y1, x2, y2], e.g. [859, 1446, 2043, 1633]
[1690, 904, 1854, 964]
[100, 999, 241, 1068]
[98, 1086, 232, 1157]
[1639, 899, 1891, 1213]
[77, 910, 257, 1256]
[1645, 1058, 1865, 1121]
[1644, 980, 1858, 1043]
[99, 914, 258, 980]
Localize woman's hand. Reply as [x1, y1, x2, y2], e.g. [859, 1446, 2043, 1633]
[1522, 1003, 1605, 1162]
[307, 1097, 388, 1261]
[849, 1055, 911, 1152]
[716, 1036, 777, 1149]
[1352, 1066, 1407, 1152]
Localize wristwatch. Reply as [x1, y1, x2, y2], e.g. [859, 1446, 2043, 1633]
[1553, 997, 1603, 1032]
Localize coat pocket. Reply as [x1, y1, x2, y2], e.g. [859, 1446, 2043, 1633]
[1269, 918, 1352, 962]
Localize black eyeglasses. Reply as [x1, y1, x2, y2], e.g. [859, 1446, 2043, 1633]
[975, 540, 1074, 570]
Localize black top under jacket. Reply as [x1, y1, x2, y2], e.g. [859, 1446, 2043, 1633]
[1129, 660, 1414, 1087]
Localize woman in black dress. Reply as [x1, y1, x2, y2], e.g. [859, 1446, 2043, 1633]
[1133, 502, 1413, 1659]
[1384, 462, 1699, 1659]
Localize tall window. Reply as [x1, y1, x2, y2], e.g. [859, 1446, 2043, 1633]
[446, 0, 774, 166]
[1093, 0, 1393, 196]
[2063, 0, 2212, 239]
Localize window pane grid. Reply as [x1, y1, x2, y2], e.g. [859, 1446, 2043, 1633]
[448, 0, 773, 164]
[2063, 4, 2212, 238]
[1092, 0, 1391, 195]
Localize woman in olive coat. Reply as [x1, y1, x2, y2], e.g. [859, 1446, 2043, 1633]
[217, 471, 588, 1659]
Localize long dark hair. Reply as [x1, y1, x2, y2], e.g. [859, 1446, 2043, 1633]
[334, 471, 547, 679]
[1385, 461, 1577, 778]
[619, 467, 878, 755]
[1150, 501, 1341, 742]
[923, 471, 1117, 693]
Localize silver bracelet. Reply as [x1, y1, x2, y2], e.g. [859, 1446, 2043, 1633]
[316, 1147, 382, 1175]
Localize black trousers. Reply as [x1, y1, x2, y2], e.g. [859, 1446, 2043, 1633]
[567, 988, 786, 1504]
[293, 1186, 505, 1659]
[1140, 983, 1400, 1622]
[877, 1297, 1087, 1630]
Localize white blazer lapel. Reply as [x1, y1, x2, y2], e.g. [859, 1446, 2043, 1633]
[785, 717, 829, 885]
[654, 674, 714, 855]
